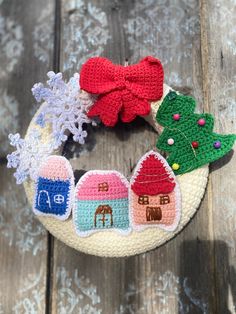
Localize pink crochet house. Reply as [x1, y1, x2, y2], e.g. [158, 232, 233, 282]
[74, 170, 130, 235]
[130, 151, 181, 231]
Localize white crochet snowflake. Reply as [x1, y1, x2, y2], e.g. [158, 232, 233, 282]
[7, 130, 55, 184]
[32, 71, 96, 148]
[7, 72, 96, 184]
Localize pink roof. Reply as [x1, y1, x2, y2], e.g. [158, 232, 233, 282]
[39, 156, 72, 180]
[77, 171, 129, 200]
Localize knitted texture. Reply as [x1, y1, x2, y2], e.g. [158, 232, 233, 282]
[80, 56, 164, 126]
[131, 151, 175, 196]
[33, 156, 74, 220]
[131, 192, 177, 228]
[144, 84, 173, 133]
[24, 102, 209, 257]
[130, 151, 181, 231]
[74, 170, 130, 236]
[32, 72, 95, 147]
[7, 73, 96, 185]
[156, 91, 236, 175]
[7, 130, 55, 184]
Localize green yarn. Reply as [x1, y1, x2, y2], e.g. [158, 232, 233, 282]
[156, 91, 236, 175]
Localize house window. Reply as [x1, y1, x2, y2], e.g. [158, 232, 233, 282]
[146, 207, 162, 221]
[98, 182, 109, 192]
[138, 195, 149, 205]
[38, 190, 51, 208]
[160, 195, 170, 205]
[94, 205, 113, 227]
[54, 194, 65, 204]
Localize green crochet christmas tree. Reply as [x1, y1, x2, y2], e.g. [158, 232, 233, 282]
[156, 91, 236, 175]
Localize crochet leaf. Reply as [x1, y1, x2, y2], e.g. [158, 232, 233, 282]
[156, 92, 236, 175]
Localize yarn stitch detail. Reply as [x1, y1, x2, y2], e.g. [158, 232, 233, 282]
[74, 170, 130, 237]
[129, 150, 181, 232]
[131, 151, 176, 195]
[33, 155, 74, 220]
[7, 130, 55, 184]
[156, 92, 236, 175]
[32, 72, 96, 147]
[79, 56, 164, 126]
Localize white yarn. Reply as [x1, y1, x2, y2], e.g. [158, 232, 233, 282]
[24, 84, 209, 257]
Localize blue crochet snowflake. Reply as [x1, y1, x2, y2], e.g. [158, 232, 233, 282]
[32, 71, 96, 147]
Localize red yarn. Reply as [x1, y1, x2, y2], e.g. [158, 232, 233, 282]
[80, 56, 164, 126]
[131, 153, 175, 196]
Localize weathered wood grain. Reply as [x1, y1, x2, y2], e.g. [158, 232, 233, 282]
[0, 0, 55, 312]
[0, 0, 54, 156]
[201, 1, 236, 313]
[50, 0, 217, 313]
[0, 164, 48, 313]
[1, 0, 236, 312]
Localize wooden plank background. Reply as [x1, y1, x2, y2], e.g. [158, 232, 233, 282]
[0, 0, 236, 313]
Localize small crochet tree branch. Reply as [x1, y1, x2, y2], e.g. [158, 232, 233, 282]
[156, 91, 236, 175]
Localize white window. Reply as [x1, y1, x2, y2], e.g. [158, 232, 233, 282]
[38, 190, 51, 208]
[54, 194, 65, 204]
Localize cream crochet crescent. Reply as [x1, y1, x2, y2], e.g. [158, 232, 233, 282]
[24, 85, 209, 257]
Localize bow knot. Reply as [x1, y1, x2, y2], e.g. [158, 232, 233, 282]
[80, 56, 164, 127]
[114, 65, 126, 90]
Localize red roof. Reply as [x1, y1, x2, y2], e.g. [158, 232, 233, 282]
[131, 152, 176, 196]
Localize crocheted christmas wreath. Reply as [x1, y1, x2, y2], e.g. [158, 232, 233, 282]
[7, 57, 236, 257]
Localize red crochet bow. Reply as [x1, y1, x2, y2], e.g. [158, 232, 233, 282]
[80, 56, 164, 126]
